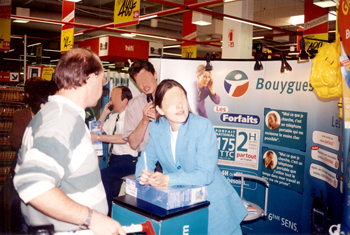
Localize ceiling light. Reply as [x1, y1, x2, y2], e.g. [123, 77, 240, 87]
[163, 45, 181, 49]
[224, 16, 272, 30]
[298, 37, 309, 63]
[313, 0, 337, 8]
[254, 52, 263, 71]
[121, 33, 136, 38]
[27, 42, 41, 47]
[280, 52, 292, 74]
[43, 49, 61, 53]
[74, 32, 83, 36]
[139, 15, 158, 21]
[253, 36, 264, 40]
[14, 7, 30, 23]
[65, 0, 82, 2]
[192, 11, 212, 26]
[131, 33, 176, 41]
[13, 19, 30, 23]
[289, 15, 304, 25]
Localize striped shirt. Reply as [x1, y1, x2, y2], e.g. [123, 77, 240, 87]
[14, 95, 107, 231]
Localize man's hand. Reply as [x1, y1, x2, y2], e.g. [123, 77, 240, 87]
[102, 101, 113, 116]
[89, 210, 126, 235]
[142, 102, 157, 123]
[90, 133, 99, 143]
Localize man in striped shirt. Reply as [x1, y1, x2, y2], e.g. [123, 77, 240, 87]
[13, 48, 126, 235]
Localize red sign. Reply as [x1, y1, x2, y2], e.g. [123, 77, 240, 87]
[0, 72, 19, 82]
[339, 0, 350, 56]
[182, 0, 196, 47]
[78, 36, 149, 62]
[304, 0, 329, 35]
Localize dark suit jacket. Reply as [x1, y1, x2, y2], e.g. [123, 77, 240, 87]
[10, 107, 32, 150]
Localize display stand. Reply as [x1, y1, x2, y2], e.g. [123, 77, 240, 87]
[112, 195, 210, 235]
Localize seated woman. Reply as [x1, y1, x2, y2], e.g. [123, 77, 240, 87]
[135, 79, 247, 235]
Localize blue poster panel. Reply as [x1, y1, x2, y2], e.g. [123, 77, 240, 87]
[261, 147, 304, 193]
[263, 108, 307, 151]
[153, 58, 343, 235]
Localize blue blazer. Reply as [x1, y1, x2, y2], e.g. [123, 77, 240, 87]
[136, 113, 247, 234]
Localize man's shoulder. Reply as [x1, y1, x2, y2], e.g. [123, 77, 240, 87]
[126, 93, 147, 113]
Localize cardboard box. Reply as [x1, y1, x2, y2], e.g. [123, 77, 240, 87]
[125, 177, 207, 210]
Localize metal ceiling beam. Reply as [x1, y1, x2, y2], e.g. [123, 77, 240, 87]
[10, 15, 221, 48]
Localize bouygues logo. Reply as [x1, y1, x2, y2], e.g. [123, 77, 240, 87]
[223, 70, 249, 98]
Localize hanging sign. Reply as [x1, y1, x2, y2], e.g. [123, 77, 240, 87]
[0, 72, 19, 82]
[303, 0, 329, 56]
[42, 67, 54, 81]
[114, 0, 139, 27]
[339, 0, 350, 56]
[0, 0, 11, 52]
[61, 28, 74, 52]
[182, 45, 197, 58]
[61, 0, 75, 52]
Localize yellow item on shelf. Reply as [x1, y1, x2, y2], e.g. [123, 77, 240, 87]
[310, 33, 342, 99]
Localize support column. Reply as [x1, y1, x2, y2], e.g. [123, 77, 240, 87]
[222, 0, 253, 59]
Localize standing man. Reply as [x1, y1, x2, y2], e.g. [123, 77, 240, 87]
[91, 86, 138, 216]
[13, 48, 126, 235]
[123, 59, 158, 152]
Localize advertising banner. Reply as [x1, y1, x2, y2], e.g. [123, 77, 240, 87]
[151, 57, 343, 234]
[114, 0, 139, 27]
[0, 0, 11, 52]
[61, 0, 75, 52]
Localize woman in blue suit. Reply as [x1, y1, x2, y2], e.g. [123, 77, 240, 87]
[135, 79, 247, 235]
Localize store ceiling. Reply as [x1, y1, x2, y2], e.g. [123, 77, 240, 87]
[1, 0, 337, 74]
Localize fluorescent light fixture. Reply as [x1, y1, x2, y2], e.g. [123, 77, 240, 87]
[11, 17, 63, 26]
[163, 45, 181, 49]
[27, 42, 41, 47]
[43, 49, 61, 52]
[192, 11, 212, 26]
[102, 61, 110, 64]
[13, 19, 30, 23]
[3, 58, 26, 61]
[313, 0, 337, 7]
[131, 33, 176, 41]
[50, 59, 59, 62]
[224, 16, 272, 30]
[329, 11, 336, 21]
[14, 7, 30, 23]
[289, 15, 304, 25]
[288, 52, 299, 55]
[253, 36, 264, 40]
[11, 36, 23, 39]
[163, 52, 182, 57]
[121, 33, 136, 38]
[139, 15, 158, 21]
[74, 32, 83, 36]
[65, 0, 82, 2]
[4, 49, 14, 53]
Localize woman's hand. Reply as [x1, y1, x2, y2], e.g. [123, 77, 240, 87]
[148, 172, 169, 188]
[139, 169, 153, 185]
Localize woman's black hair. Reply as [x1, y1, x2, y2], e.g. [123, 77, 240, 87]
[154, 79, 189, 122]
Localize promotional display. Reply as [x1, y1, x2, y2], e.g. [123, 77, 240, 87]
[150, 57, 343, 234]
